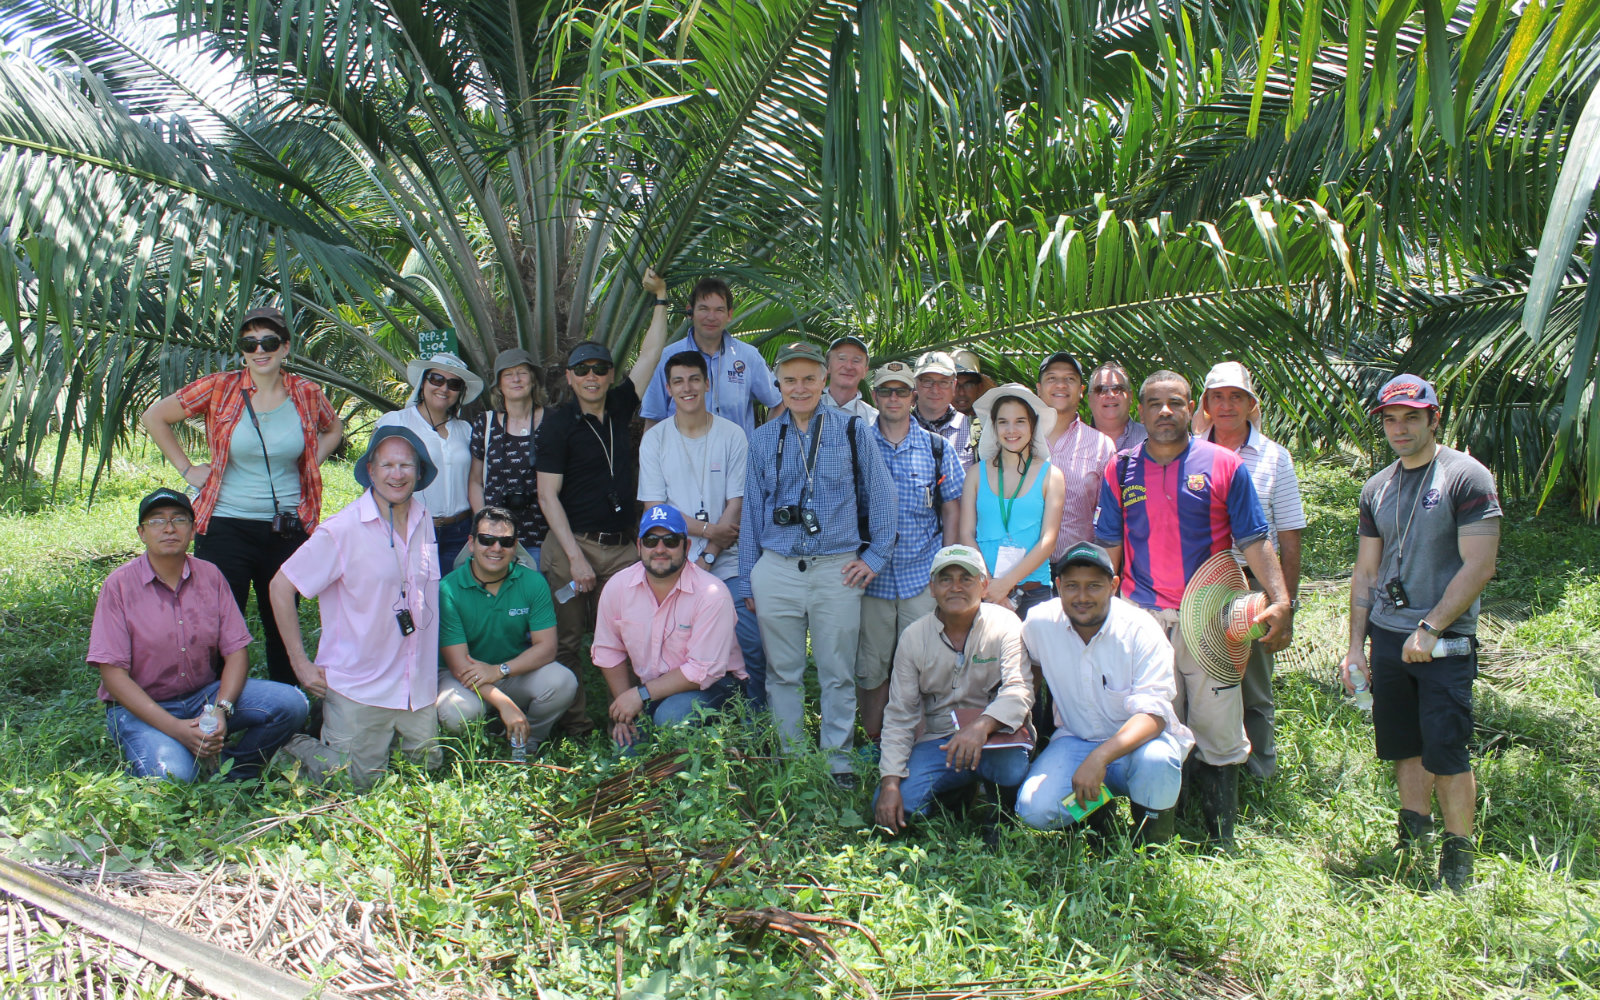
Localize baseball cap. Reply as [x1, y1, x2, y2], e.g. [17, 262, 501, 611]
[639, 503, 689, 539]
[137, 488, 194, 523]
[1037, 351, 1084, 380]
[952, 349, 982, 374]
[238, 305, 289, 339]
[1051, 541, 1117, 579]
[1369, 373, 1440, 414]
[829, 335, 870, 357]
[929, 544, 988, 578]
[915, 351, 957, 378]
[774, 341, 827, 367]
[1201, 361, 1257, 399]
[872, 361, 916, 390]
[566, 341, 613, 368]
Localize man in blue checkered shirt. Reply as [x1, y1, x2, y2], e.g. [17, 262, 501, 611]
[740, 342, 897, 788]
[855, 361, 967, 747]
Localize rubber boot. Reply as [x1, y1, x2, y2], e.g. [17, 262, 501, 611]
[1129, 803, 1175, 847]
[1438, 834, 1474, 893]
[1395, 808, 1434, 860]
[1196, 762, 1239, 847]
[980, 782, 1019, 851]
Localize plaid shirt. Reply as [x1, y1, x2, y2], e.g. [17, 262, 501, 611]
[177, 370, 339, 533]
[865, 423, 967, 599]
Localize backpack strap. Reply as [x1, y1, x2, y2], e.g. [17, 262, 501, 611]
[930, 432, 947, 507]
[848, 416, 870, 554]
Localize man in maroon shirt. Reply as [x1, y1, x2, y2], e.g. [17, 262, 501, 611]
[88, 488, 307, 782]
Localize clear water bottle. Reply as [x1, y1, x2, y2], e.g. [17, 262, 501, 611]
[510, 736, 527, 762]
[553, 581, 578, 604]
[1432, 636, 1473, 657]
[1347, 665, 1373, 711]
[197, 704, 220, 736]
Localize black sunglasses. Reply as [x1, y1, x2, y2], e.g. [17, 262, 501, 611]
[238, 335, 284, 354]
[474, 533, 517, 549]
[570, 361, 614, 377]
[424, 371, 467, 392]
[641, 532, 685, 549]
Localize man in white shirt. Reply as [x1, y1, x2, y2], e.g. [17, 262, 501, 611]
[1015, 542, 1191, 844]
[1194, 361, 1308, 779]
[820, 336, 878, 423]
[638, 350, 764, 708]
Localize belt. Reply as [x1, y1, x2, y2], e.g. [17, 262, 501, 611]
[434, 510, 471, 527]
[1017, 581, 1049, 592]
[579, 531, 628, 546]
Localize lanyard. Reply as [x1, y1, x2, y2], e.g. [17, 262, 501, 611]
[1389, 454, 1437, 569]
[675, 426, 712, 517]
[775, 414, 824, 506]
[584, 411, 617, 485]
[997, 454, 1034, 536]
[386, 503, 412, 610]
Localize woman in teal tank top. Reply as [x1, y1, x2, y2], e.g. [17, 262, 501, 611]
[959, 384, 1066, 619]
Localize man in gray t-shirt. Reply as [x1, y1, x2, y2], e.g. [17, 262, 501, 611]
[1340, 374, 1501, 892]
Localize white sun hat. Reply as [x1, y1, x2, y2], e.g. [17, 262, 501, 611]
[972, 383, 1056, 463]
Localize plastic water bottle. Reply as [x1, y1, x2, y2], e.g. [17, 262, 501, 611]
[553, 581, 578, 604]
[1347, 665, 1373, 712]
[1432, 636, 1473, 658]
[510, 736, 527, 762]
[197, 704, 220, 736]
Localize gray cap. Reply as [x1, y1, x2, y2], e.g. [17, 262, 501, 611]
[493, 348, 537, 382]
[238, 305, 289, 339]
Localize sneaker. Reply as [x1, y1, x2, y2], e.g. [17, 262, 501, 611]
[1438, 834, 1474, 893]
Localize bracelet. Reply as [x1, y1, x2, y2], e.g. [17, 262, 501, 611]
[180, 462, 193, 476]
[654, 298, 670, 307]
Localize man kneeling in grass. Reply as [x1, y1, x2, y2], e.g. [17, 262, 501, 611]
[435, 507, 576, 755]
[1015, 543, 1189, 845]
[591, 504, 746, 748]
[873, 545, 1033, 838]
[89, 488, 307, 782]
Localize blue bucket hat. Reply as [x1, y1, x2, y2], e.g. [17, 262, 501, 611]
[355, 426, 438, 492]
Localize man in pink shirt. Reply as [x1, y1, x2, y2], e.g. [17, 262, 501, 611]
[269, 426, 443, 789]
[1038, 351, 1117, 559]
[90, 488, 307, 782]
[592, 504, 746, 747]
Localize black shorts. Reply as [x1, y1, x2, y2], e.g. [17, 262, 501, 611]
[1368, 624, 1477, 775]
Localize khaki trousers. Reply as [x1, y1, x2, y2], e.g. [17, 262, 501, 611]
[285, 688, 440, 790]
[434, 662, 579, 747]
[1147, 606, 1250, 766]
[542, 535, 639, 733]
[854, 588, 935, 689]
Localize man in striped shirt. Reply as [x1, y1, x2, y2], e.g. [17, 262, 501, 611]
[1093, 370, 1293, 844]
[1195, 362, 1308, 780]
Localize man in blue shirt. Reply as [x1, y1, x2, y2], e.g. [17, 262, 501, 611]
[740, 341, 896, 788]
[855, 361, 965, 747]
[639, 277, 781, 437]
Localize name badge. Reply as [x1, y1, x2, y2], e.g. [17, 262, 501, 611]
[994, 544, 1026, 579]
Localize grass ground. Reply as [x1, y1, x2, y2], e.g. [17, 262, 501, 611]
[1, 447, 1598, 998]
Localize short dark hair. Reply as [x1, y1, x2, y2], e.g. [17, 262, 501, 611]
[664, 350, 708, 380]
[991, 394, 1038, 431]
[690, 277, 733, 311]
[472, 506, 520, 536]
[1139, 369, 1190, 403]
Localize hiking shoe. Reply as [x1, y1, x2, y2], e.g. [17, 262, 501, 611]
[830, 771, 860, 792]
[1439, 834, 1474, 893]
[1396, 809, 1434, 855]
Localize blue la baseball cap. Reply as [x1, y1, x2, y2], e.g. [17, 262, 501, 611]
[1370, 373, 1440, 414]
[638, 503, 689, 539]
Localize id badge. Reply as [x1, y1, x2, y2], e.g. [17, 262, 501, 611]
[921, 486, 934, 508]
[994, 544, 1026, 579]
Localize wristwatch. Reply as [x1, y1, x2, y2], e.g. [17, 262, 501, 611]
[703, 551, 716, 566]
[216, 699, 235, 717]
[1417, 620, 1442, 637]
[498, 662, 511, 677]
[654, 298, 670, 307]
[1287, 599, 1300, 613]
[637, 684, 653, 707]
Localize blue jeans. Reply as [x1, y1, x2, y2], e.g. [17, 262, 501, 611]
[734, 595, 768, 711]
[1016, 731, 1185, 830]
[106, 680, 309, 782]
[874, 737, 1033, 817]
[651, 675, 739, 727]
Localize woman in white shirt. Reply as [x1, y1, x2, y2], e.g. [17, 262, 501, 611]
[375, 352, 483, 570]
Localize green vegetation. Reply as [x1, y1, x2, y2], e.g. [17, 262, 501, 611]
[1, 455, 1597, 997]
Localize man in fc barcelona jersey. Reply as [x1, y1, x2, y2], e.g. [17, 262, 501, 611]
[1093, 370, 1293, 845]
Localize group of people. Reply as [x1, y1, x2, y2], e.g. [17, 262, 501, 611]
[90, 275, 1501, 889]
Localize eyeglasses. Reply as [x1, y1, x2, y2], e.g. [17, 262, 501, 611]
[1092, 384, 1130, 396]
[641, 532, 685, 549]
[873, 385, 913, 398]
[474, 533, 517, 549]
[424, 371, 467, 392]
[238, 335, 284, 354]
[570, 361, 613, 378]
[142, 515, 193, 530]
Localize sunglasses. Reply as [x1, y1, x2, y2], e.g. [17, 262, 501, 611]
[238, 335, 284, 354]
[424, 371, 467, 392]
[474, 533, 517, 549]
[570, 361, 613, 378]
[874, 385, 913, 398]
[641, 532, 685, 549]
[1092, 384, 1130, 396]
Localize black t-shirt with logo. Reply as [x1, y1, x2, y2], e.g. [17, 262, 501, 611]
[534, 381, 640, 536]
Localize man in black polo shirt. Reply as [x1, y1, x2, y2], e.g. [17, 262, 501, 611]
[536, 269, 672, 736]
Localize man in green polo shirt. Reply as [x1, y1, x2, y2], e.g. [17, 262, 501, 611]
[436, 507, 577, 753]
